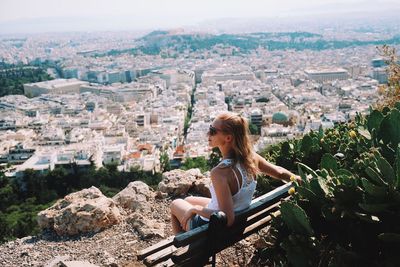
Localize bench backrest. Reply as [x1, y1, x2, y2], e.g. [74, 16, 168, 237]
[173, 182, 292, 246]
[137, 182, 292, 266]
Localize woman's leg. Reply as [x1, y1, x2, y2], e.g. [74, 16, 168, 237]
[170, 199, 194, 234]
[184, 196, 210, 207]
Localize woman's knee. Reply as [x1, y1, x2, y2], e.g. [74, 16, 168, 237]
[170, 198, 185, 213]
[184, 196, 194, 202]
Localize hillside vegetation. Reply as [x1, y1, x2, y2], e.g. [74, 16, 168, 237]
[0, 62, 53, 97]
[0, 164, 161, 243]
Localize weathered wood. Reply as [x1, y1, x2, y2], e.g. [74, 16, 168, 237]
[138, 236, 175, 260]
[144, 245, 177, 266]
[236, 200, 281, 228]
[174, 253, 212, 267]
[245, 197, 289, 227]
[154, 259, 175, 267]
[170, 237, 207, 263]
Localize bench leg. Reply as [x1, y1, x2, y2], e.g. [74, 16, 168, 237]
[211, 254, 216, 267]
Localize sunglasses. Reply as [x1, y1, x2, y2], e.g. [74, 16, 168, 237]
[208, 125, 223, 136]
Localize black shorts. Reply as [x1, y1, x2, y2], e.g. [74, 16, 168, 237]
[189, 214, 209, 230]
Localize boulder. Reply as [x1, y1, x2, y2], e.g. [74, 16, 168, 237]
[37, 186, 122, 236]
[113, 181, 154, 212]
[127, 213, 165, 239]
[158, 168, 211, 197]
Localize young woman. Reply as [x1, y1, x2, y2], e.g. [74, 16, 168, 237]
[170, 112, 298, 234]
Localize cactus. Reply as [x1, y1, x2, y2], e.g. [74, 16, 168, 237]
[379, 109, 400, 148]
[308, 178, 330, 198]
[296, 186, 321, 205]
[297, 162, 318, 179]
[359, 203, 390, 213]
[376, 156, 395, 187]
[281, 235, 317, 267]
[320, 153, 338, 172]
[336, 168, 353, 178]
[361, 178, 387, 198]
[258, 101, 400, 266]
[357, 127, 371, 140]
[281, 201, 314, 236]
[378, 233, 400, 243]
[300, 135, 313, 155]
[281, 141, 292, 155]
[365, 166, 386, 186]
[396, 144, 400, 188]
[367, 109, 384, 133]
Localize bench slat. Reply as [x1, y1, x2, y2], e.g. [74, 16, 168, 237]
[154, 259, 175, 267]
[171, 237, 208, 264]
[138, 236, 175, 260]
[245, 197, 289, 227]
[174, 253, 212, 267]
[144, 245, 177, 266]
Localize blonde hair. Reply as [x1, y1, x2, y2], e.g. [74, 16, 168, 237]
[216, 112, 259, 177]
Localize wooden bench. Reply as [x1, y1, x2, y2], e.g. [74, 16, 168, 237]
[137, 182, 292, 267]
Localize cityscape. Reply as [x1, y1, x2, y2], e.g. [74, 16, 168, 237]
[1, 1, 400, 265]
[1, 25, 399, 177]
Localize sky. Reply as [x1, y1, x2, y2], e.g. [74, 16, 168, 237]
[0, 0, 399, 34]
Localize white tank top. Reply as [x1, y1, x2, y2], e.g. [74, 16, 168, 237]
[201, 159, 257, 221]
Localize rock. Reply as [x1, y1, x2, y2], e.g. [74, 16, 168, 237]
[158, 168, 211, 197]
[59, 260, 100, 267]
[127, 213, 165, 239]
[155, 191, 168, 199]
[113, 181, 154, 212]
[45, 255, 70, 267]
[103, 258, 118, 267]
[253, 228, 272, 249]
[193, 177, 211, 197]
[37, 186, 122, 236]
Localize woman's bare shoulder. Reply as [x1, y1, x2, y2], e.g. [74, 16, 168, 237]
[210, 165, 231, 180]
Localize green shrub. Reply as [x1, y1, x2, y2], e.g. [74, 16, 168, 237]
[257, 103, 400, 266]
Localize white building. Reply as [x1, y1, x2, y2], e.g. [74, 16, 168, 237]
[305, 68, 349, 82]
[24, 79, 88, 97]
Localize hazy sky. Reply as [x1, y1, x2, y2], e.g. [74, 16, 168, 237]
[0, 0, 398, 33]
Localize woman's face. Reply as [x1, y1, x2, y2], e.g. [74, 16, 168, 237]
[208, 119, 227, 148]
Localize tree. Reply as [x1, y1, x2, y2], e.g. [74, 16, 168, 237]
[0, 174, 17, 212]
[377, 45, 400, 108]
[181, 157, 208, 173]
[208, 148, 222, 169]
[160, 152, 171, 172]
[249, 122, 259, 135]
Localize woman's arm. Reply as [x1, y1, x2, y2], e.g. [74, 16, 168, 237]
[254, 153, 298, 182]
[209, 167, 235, 226]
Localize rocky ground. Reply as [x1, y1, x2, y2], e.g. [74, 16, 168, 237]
[0, 198, 262, 267]
[0, 169, 266, 267]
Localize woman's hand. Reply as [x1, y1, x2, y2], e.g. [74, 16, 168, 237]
[290, 174, 302, 184]
[181, 207, 197, 231]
